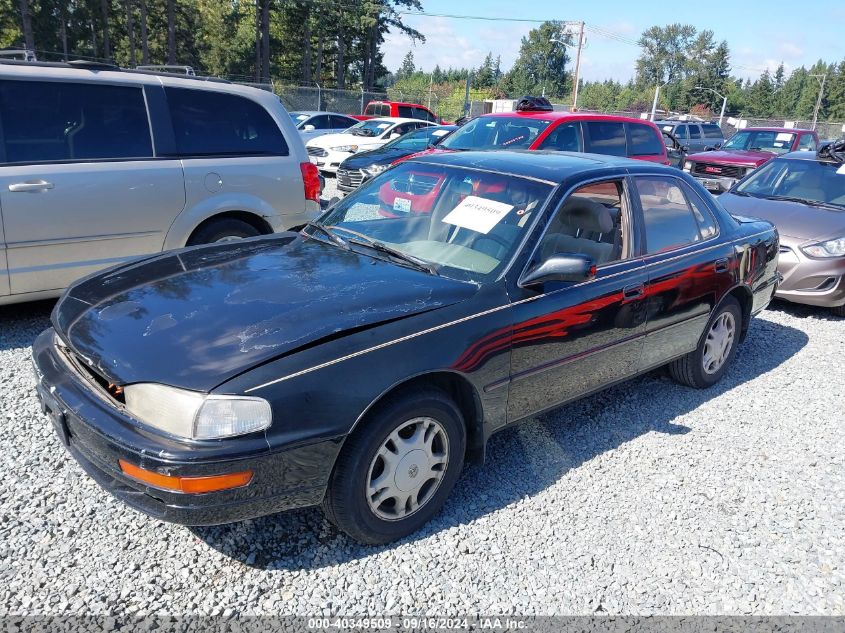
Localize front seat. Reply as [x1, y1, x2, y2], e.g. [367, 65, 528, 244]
[541, 198, 616, 264]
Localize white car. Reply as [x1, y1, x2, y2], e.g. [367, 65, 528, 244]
[306, 117, 434, 174]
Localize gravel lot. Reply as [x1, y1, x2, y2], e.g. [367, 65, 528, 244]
[1, 286, 844, 615]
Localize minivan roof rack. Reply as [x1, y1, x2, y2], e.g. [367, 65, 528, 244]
[0, 57, 231, 84]
[136, 64, 196, 76]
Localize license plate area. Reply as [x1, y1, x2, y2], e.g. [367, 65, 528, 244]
[38, 388, 70, 447]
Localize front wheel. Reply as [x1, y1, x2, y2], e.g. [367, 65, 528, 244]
[323, 389, 466, 545]
[669, 296, 742, 389]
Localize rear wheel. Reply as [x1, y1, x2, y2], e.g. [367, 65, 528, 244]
[187, 217, 261, 246]
[669, 296, 742, 389]
[323, 388, 465, 545]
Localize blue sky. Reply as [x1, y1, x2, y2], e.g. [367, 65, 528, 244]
[383, 0, 845, 82]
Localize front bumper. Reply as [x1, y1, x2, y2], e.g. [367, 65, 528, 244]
[32, 329, 340, 526]
[775, 245, 845, 308]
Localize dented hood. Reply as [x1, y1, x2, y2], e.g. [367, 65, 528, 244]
[53, 234, 475, 392]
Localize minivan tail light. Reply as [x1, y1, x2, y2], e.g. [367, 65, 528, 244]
[300, 162, 321, 203]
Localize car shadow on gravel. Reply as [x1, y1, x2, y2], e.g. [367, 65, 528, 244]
[767, 298, 843, 323]
[193, 315, 808, 571]
[0, 300, 54, 351]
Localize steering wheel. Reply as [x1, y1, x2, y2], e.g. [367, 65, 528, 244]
[469, 231, 510, 252]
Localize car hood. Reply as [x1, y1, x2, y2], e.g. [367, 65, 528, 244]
[53, 235, 475, 392]
[686, 149, 775, 166]
[720, 193, 845, 241]
[307, 132, 385, 149]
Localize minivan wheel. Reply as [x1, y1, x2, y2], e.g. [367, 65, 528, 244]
[323, 388, 465, 545]
[187, 218, 262, 246]
[668, 295, 742, 389]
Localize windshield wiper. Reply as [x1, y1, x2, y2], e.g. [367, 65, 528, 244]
[764, 195, 843, 210]
[303, 222, 348, 249]
[327, 225, 439, 275]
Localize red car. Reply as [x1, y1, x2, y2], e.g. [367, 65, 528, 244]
[351, 100, 441, 123]
[395, 97, 670, 165]
[684, 127, 819, 193]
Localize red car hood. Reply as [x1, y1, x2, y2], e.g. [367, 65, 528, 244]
[686, 149, 775, 167]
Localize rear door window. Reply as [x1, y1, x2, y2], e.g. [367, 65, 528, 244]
[674, 125, 688, 140]
[165, 87, 288, 157]
[627, 123, 663, 156]
[331, 115, 354, 129]
[0, 79, 153, 163]
[634, 176, 704, 253]
[584, 121, 627, 157]
[702, 124, 723, 139]
[688, 125, 702, 140]
[309, 114, 331, 129]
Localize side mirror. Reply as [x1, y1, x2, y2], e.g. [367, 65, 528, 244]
[681, 144, 690, 153]
[519, 254, 596, 288]
[303, 124, 316, 132]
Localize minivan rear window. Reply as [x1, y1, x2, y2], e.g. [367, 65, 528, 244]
[702, 124, 723, 139]
[165, 87, 288, 157]
[0, 80, 153, 163]
[585, 121, 626, 157]
[627, 123, 663, 156]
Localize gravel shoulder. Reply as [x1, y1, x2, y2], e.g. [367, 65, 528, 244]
[1, 294, 843, 616]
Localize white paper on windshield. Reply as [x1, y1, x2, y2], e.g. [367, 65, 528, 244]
[393, 197, 412, 212]
[377, 123, 390, 129]
[442, 196, 513, 234]
[431, 129, 450, 137]
[663, 125, 673, 131]
[837, 165, 845, 175]
[776, 132, 793, 142]
[774, 142, 784, 147]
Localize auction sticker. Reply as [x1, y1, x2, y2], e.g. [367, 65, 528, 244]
[776, 132, 793, 141]
[443, 196, 513, 234]
[393, 197, 412, 212]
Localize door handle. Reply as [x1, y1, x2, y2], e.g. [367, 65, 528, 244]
[623, 283, 645, 299]
[714, 258, 730, 273]
[8, 180, 54, 193]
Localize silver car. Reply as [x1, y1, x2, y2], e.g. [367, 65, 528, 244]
[290, 110, 358, 141]
[0, 61, 320, 305]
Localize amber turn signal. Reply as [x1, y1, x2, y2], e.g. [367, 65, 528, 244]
[118, 459, 253, 493]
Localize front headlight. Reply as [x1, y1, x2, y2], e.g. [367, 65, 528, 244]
[123, 383, 271, 440]
[363, 163, 388, 176]
[683, 161, 693, 172]
[331, 144, 359, 153]
[801, 236, 845, 258]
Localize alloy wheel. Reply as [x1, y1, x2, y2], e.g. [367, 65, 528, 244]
[702, 311, 736, 375]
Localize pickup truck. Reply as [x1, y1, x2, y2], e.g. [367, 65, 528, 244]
[351, 100, 442, 123]
[684, 127, 819, 193]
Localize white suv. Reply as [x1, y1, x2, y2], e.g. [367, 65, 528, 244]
[0, 61, 320, 305]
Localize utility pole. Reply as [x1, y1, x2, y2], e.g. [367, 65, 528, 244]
[810, 73, 827, 131]
[571, 21, 585, 111]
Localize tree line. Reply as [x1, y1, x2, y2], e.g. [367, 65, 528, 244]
[2, 6, 843, 122]
[1, 0, 424, 88]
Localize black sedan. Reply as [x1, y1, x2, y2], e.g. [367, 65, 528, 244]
[33, 151, 780, 544]
[336, 124, 456, 193]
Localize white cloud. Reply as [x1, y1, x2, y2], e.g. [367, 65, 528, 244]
[778, 42, 803, 58]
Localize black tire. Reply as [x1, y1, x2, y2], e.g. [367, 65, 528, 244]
[323, 388, 466, 545]
[830, 304, 845, 318]
[187, 218, 261, 246]
[669, 295, 742, 389]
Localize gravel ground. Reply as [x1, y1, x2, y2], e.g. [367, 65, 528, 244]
[1, 292, 844, 616]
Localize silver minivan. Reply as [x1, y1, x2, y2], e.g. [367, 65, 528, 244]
[0, 61, 320, 305]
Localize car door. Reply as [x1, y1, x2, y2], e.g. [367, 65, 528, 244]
[0, 200, 9, 298]
[0, 78, 185, 295]
[687, 124, 705, 152]
[506, 176, 649, 421]
[631, 174, 734, 370]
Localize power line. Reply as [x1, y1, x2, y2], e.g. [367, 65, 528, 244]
[397, 10, 580, 25]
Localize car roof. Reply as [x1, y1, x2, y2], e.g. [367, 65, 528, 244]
[406, 149, 657, 184]
[369, 100, 431, 108]
[777, 150, 840, 163]
[654, 120, 716, 125]
[361, 117, 428, 124]
[736, 127, 813, 133]
[481, 110, 659, 126]
[292, 110, 354, 117]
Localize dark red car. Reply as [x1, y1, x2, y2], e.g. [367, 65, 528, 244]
[684, 127, 819, 193]
[351, 100, 441, 123]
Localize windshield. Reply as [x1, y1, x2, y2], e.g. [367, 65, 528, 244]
[439, 115, 553, 151]
[312, 162, 553, 281]
[349, 119, 395, 137]
[382, 127, 453, 151]
[290, 112, 310, 127]
[735, 157, 845, 208]
[722, 130, 796, 154]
